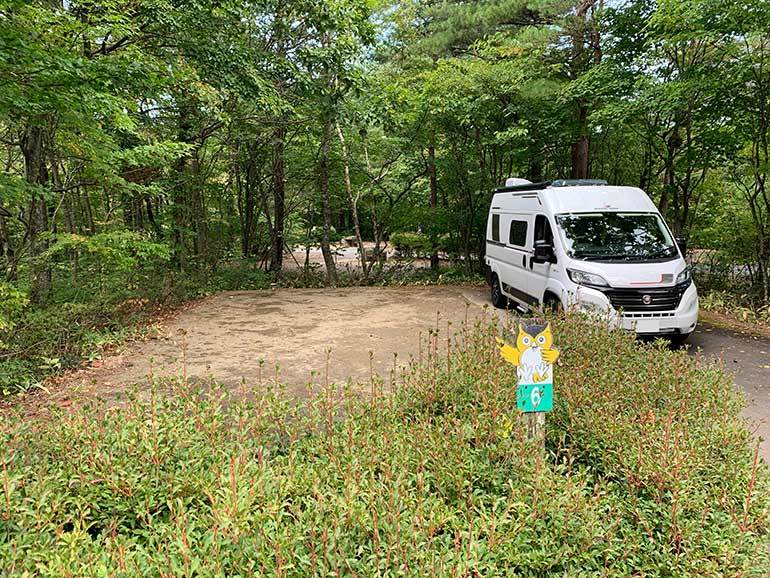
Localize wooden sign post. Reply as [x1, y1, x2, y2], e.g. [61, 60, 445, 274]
[496, 322, 559, 448]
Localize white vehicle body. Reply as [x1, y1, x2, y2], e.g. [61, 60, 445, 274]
[484, 179, 698, 339]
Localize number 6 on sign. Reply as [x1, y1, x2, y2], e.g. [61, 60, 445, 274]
[496, 322, 559, 413]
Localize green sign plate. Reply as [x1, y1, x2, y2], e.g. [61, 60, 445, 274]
[517, 382, 553, 413]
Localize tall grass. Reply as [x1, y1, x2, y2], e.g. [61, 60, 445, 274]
[1, 314, 768, 576]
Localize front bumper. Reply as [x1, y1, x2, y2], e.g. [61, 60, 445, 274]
[570, 282, 699, 336]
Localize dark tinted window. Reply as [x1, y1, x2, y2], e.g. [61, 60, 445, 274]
[491, 214, 500, 242]
[509, 219, 528, 246]
[535, 215, 554, 244]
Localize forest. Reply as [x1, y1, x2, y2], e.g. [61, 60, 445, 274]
[1, 0, 770, 389]
[5, 3, 770, 574]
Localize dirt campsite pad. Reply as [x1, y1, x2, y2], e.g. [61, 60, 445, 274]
[40, 286, 493, 406]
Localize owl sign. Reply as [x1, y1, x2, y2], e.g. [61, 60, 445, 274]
[496, 323, 559, 413]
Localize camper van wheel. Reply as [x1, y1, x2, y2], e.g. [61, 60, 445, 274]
[543, 293, 563, 313]
[490, 275, 509, 309]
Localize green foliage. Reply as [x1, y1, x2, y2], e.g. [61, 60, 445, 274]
[0, 282, 28, 335]
[2, 0, 769, 314]
[46, 231, 171, 270]
[1, 316, 768, 575]
[389, 231, 433, 257]
[42, 232, 172, 301]
[170, 262, 273, 299]
[700, 290, 770, 325]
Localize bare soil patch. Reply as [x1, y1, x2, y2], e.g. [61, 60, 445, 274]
[18, 286, 491, 411]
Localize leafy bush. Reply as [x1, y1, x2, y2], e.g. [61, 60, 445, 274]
[1, 315, 768, 575]
[390, 231, 433, 257]
[700, 289, 770, 325]
[43, 231, 172, 302]
[0, 282, 28, 342]
[0, 299, 156, 394]
[389, 231, 456, 259]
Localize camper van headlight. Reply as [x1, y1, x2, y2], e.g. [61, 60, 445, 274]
[676, 267, 691, 285]
[567, 269, 609, 287]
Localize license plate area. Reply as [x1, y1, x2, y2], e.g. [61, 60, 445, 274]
[635, 319, 660, 333]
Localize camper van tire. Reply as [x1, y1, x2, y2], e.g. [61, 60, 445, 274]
[543, 292, 563, 312]
[490, 274, 509, 309]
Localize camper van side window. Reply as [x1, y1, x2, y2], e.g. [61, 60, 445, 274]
[535, 215, 554, 244]
[491, 214, 500, 242]
[509, 220, 528, 247]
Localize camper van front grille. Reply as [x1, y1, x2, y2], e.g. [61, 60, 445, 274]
[603, 282, 690, 312]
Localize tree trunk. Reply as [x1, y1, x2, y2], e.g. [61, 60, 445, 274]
[20, 123, 51, 304]
[172, 99, 197, 270]
[0, 204, 15, 281]
[568, 1, 599, 180]
[270, 125, 286, 272]
[171, 157, 188, 270]
[319, 118, 337, 283]
[335, 119, 366, 274]
[146, 198, 162, 238]
[238, 142, 256, 258]
[570, 105, 590, 179]
[428, 138, 439, 271]
[659, 124, 681, 221]
[528, 156, 544, 183]
[191, 154, 208, 262]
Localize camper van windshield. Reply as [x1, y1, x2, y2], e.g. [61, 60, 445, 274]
[556, 212, 677, 261]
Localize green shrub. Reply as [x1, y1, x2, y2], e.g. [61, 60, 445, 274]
[390, 231, 434, 257]
[0, 282, 28, 347]
[1, 315, 768, 575]
[0, 299, 155, 394]
[43, 231, 172, 302]
[700, 289, 770, 324]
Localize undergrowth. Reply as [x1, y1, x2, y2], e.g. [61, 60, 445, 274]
[699, 289, 770, 327]
[1, 314, 768, 575]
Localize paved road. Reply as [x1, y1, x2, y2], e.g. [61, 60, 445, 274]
[687, 323, 770, 461]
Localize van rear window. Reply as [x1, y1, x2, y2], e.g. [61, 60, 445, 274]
[509, 220, 527, 246]
[491, 214, 500, 242]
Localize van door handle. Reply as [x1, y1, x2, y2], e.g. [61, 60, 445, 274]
[529, 256, 534, 270]
[522, 254, 526, 267]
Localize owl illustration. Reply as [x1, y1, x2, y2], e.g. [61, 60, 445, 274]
[496, 323, 559, 384]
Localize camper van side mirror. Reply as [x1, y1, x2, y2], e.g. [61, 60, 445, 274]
[675, 237, 688, 256]
[533, 240, 556, 264]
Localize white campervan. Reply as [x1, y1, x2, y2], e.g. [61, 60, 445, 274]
[485, 178, 698, 342]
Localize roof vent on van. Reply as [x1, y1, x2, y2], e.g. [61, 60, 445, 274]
[504, 177, 532, 187]
[550, 179, 608, 187]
